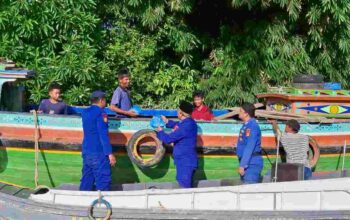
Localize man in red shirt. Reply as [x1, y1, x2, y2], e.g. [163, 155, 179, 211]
[191, 91, 214, 121]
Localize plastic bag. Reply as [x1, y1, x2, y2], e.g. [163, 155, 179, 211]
[150, 115, 166, 128]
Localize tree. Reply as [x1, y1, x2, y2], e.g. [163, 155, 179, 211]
[1, 0, 350, 108]
[0, 0, 106, 104]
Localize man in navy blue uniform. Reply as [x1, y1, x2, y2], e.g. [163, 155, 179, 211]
[80, 91, 117, 191]
[157, 101, 198, 188]
[237, 103, 263, 184]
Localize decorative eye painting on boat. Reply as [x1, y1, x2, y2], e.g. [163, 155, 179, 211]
[297, 104, 350, 116]
[267, 102, 291, 113]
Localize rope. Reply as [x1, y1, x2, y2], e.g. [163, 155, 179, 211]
[32, 110, 51, 192]
[32, 110, 40, 188]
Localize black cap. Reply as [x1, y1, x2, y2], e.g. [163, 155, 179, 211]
[91, 90, 106, 99]
[286, 119, 301, 133]
[179, 101, 194, 115]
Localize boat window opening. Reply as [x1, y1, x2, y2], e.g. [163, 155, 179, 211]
[0, 81, 25, 112]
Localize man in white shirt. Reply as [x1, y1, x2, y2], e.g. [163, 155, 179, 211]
[269, 119, 312, 180]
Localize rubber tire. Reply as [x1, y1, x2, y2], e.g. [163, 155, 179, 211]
[308, 136, 320, 168]
[293, 74, 324, 84]
[293, 83, 324, 89]
[127, 129, 165, 169]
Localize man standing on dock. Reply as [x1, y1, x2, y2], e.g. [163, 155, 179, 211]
[157, 101, 198, 188]
[110, 68, 138, 118]
[80, 91, 116, 191]
[237, 103, 263, 184]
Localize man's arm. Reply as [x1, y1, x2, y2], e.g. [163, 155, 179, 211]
[161, 116, 178, 129]
[157, 127, 185, 145]
[166, 120, 178, 129]
[269, 120, 282, 138]
[110, 104, 137, 117]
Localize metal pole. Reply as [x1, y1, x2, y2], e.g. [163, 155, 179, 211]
[273, 135, 280, 183]
[341, 140, 347, 173]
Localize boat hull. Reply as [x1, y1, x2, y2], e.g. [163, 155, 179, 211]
[30, 178, 350, 211]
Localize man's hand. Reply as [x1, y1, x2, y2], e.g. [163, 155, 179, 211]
[109, 154, 117, 167]
[161, 115, 168, 124]
[127, 110, 138, 117]
[157, 126, 163, 132]
[238, 167, 245, 176]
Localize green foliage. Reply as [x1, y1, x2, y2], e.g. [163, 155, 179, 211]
[0, 0, 103, 105]
[1, 0, 350, 108]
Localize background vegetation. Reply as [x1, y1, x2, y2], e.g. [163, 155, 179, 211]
[1, 0, 350, 108]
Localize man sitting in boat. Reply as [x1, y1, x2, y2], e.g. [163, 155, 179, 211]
[237, 103, 264, 184]
[191, 90, 214, 121]
[80, 91, 117, 191]
[38, 83, 67, 114]
[109, 68, 138, 118]
[157, 101, 198, 188]
[269, 119, 312, 180]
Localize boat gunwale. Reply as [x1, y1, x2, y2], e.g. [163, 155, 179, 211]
[0, 110, 243, 125]
[257, 93, 350, 101]
[32, 177, 350, 197]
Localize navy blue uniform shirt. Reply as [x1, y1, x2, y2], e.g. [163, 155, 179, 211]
[236, 118, 262, 168]
[81, 105, 112, 156]
[157, 118, 198, 167]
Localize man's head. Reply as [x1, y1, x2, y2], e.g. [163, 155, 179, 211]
[48, 83, 62, 101]
[177, 101, 194, 119]
[193, 91, 205, 107]
[118, 68, 130, 88]
[239, 103, 255, 122]
[90, 90, 107, 108]
[285, 119, 300, 133]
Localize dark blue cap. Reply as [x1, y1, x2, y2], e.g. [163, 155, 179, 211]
[91, 90, 106, 99]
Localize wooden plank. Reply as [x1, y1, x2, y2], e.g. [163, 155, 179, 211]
[256, 112, 327, 123]
[256, 110, 308, 119]
[215, 103, 264, 120]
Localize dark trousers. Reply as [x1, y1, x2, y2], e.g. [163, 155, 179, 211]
[176, 164, 196, 188]
[80, 154, 111, 191]
[240, 164, 263, 184]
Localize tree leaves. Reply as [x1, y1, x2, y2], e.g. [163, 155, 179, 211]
[1, 0, 350, 108]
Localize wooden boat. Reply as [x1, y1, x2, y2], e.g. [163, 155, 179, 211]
[2, 66, 350, 219]
[1, 69, 350, 190]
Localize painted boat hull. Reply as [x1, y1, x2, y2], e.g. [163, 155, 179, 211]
[1, 111, 350, 188]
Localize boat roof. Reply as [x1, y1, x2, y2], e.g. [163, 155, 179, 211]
[0, 70, 35, 79]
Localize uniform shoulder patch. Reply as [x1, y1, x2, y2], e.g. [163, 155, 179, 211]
[246, 128, 251, 137]
[102, 113, 108, 123]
